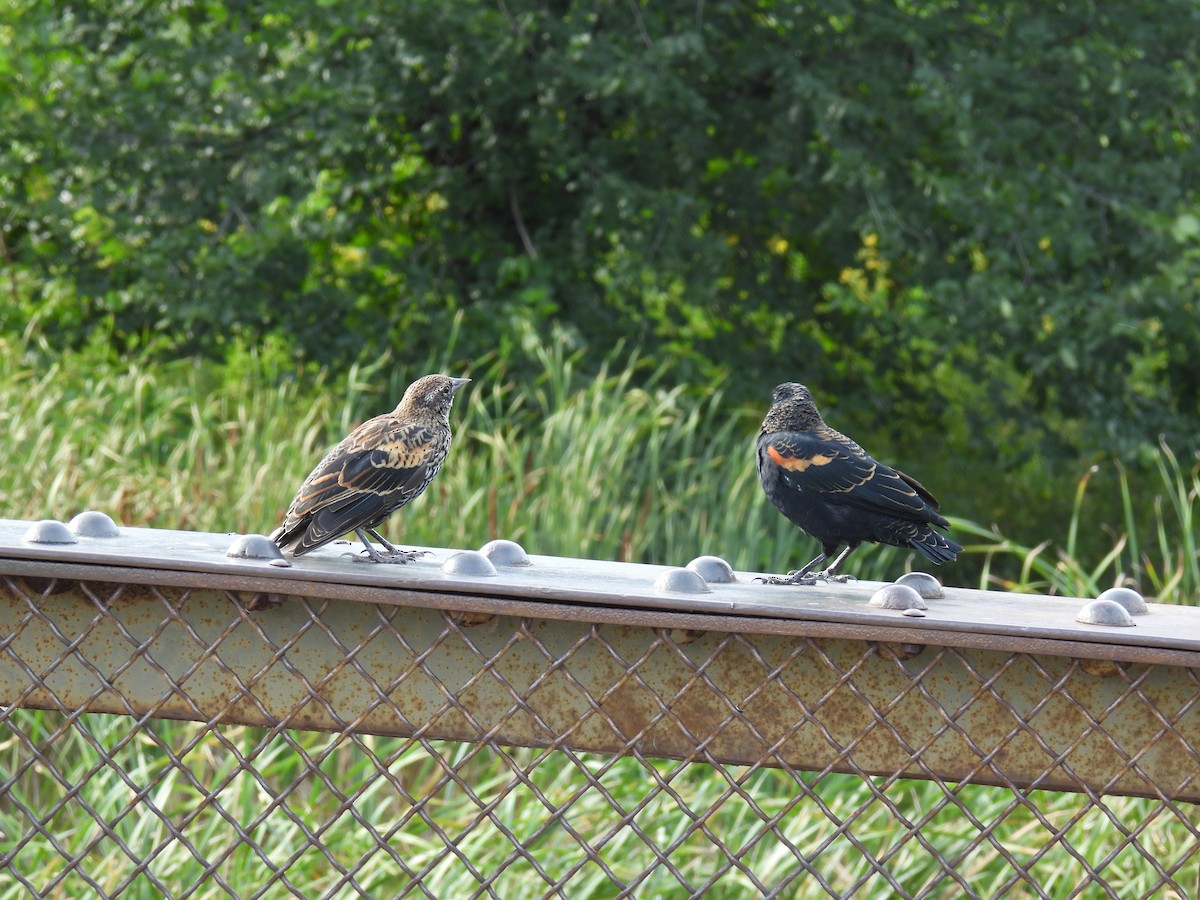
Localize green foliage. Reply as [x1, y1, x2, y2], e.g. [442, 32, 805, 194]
[4, 713, 1190, 897]
[3, 1, 1199, 478]
[2, 326, 1196, 604]
[960, 440, 1200, 603]
[0, 325, 1195, 896]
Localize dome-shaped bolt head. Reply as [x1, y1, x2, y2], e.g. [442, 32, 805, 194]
[1096, 587, 1148, 616]
[1076, 599, 1136, 627]
[653, 568, 712, 594]
[441, 551, 499, 577]
[686, 555, 736, 584]
[895, 571, 943, 599]
[869, 584, 928, 611]
[68, 511, 120, 538]
[226, 534, 287, 561]
[23, 520, 77, 545]
[479, 539, 531, 567]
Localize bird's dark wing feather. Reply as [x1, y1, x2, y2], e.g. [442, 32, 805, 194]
[295, 488, 415, 553]
[274, 419, 441, 553]
[762, 428, 945, 524]
[288, 422, 435, 517]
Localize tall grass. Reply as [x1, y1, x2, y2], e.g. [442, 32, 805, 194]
[0, 325, 892, 578]
[3, 325, 1196, 600]
[3, 710, 1194, 898]
[952, 444, 1200, 603]
[1, 326, 1197, 896]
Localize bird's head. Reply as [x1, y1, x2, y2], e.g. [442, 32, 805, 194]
[760, 382, 823, 433]
[399, 374, 471, 419]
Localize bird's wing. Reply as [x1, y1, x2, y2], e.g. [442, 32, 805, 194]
[299, 489, 412, 552]
[761, 428, 942, 522]
[286, 419, 438, 521]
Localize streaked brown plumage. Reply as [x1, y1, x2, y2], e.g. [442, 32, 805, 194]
[271, 373, 470, 561]
[757, 382, 961, 584]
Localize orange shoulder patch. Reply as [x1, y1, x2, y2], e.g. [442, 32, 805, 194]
[767, 444, 835, 472]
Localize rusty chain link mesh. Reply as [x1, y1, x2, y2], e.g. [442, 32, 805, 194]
[0, 575, 1197, 898]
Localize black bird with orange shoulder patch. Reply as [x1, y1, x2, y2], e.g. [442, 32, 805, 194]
[756, 382, 961, 584]
[271, 373, 470, 562]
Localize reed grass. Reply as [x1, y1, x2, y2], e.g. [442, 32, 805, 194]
[2, 714, 1192, 897]
[1, 326, 1196, 896]
[6, 324, 1197, 600]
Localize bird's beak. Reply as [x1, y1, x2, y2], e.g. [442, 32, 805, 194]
[450, 377, 471, 394]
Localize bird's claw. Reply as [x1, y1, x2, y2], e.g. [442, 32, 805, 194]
[755, 569, 857, 586]
[354, 548, 428, 564]
[755, 571, 820, 586]
[393, 548, 430, 562]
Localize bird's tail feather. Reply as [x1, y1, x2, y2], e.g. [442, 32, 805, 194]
[912, 530, 963, 564]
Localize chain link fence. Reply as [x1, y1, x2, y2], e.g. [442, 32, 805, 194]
[1, 528, 1198, 898]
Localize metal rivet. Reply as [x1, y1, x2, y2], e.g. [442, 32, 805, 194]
[895, 571, 944, 599]
[479, 539, 531, 566]
[22, 520, 77, 545]
[226, 534, 286, 561]
[686, 555, 736, 584]
[869, 584, 928, 611]
[1076, 599, 1136, 627]
[67, 510, 120, 538]
[1097, 587, 1149, 616]
[653, 567, 712, 594]
[901, 608, 927, 618]
[267, 558, 293, 568]
[441, 551, 498, 577]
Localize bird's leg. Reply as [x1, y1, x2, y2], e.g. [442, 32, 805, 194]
[370, 528, 430, 561]
[812, 545, 857, 582]
[756, 553, 826, 586]
[353, 528, 427, 564]
[351, 529, 393, 563]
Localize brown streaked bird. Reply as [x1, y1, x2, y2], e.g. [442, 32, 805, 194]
[271, 374, 470, 562]
[756, 382, 961, 584]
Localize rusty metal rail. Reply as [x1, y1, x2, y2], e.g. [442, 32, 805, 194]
[1, 515, 1198, 898]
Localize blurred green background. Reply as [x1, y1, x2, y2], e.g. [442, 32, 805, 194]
[2, 0, 1198, 598]
[2, 9, 1198, 891]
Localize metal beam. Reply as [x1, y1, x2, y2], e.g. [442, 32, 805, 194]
[1, 517, 1198, 802]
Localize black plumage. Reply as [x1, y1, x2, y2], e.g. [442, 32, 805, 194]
[756, 382, 962, 584]
[271, 373, 470, 562]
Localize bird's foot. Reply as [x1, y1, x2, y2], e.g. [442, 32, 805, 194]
[755, 570, 820, 586]
[814, 571, 857, 584]
[354, 548, 429, 564]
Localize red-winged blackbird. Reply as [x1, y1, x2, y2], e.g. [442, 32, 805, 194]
[271, 374, 470, 562]
[757, 382, 962, 584]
